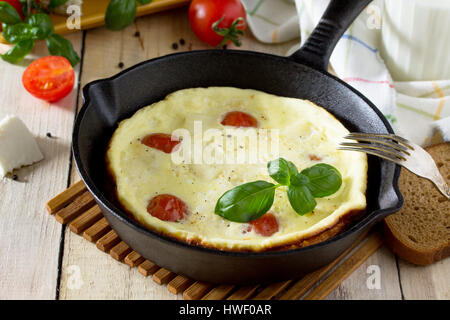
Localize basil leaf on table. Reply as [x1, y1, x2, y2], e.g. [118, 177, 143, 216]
[300, 163, 342, 198]
[287, 184, 317, 215]
[49, 0, 70, 10]
[26, 14, 54, 40]
[215, 181, 278, 223]
[0, 2, 23, 25]
[2, 23, 35, 43]
[267, 158, 297, 185]
[46, 34, 80, 66]
[0, 39, 34, 63]
[105, 0, 137, 31]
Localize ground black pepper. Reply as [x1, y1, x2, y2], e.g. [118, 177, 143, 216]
[179, 38, 185, 45]
[172, 42, 178, 50]
[134, 31, 140, 37]
[118, 62, 124, 68]
[12, 174, 18, 181]
[46, 132, 52, 138]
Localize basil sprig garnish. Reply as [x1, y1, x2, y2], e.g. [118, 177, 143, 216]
[26, 13, 54, 40]
[0, 2, 23, 25]
[267, 158, 298, 185]
[0, 2, 80, 66]
[215, 159, 342, 222]
[215, 181, 278, 223]
[46, 34, 80, 66]
[0, 38, 34, 63]
[105, 0, 152, 31]
[299, 163, 342, 198]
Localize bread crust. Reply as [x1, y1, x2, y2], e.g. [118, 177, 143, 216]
[384, 143, 450, 265]
[384, 220, 450, 265]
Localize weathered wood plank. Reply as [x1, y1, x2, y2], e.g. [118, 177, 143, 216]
[0, 33, 82, 299]
[398, 257, 450, 300]
[326, 246, 402, 300]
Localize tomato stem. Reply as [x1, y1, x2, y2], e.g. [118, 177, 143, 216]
[212, 16, 245, 47]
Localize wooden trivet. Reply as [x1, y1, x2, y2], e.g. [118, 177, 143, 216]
[47, 180, 383, 300]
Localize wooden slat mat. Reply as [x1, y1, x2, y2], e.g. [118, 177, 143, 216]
[47, 181, 383, 300]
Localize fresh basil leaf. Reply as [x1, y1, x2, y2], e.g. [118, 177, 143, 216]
[2, 23, 35, 43]
[26, 14, 54, 40]
[289, 172, 309, 186]
[46, 34, 80, 66]
[215, 181, 277, 222]
[300, 163, 342, 198]
[137, 0, 152, 4]
[0, 39, 34, 63]
[105, 0, 137, 31]
[287, 161, 298, 177]
[287, 184, 316, 215]
[0, 2, 23, 25]
[267, 158, 297, 185]
[49, 0, 70, 10]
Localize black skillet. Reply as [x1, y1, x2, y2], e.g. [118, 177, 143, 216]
[73, 0, 403, 284]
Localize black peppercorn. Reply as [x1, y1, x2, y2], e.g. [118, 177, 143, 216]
[12, 174, 18, 181]
[46, 132, 52, 138]
[134, 31, 140, 37]
[172, 42, 178, 50]
[179, 38, 185, 45]
[118, 62, 124, 68]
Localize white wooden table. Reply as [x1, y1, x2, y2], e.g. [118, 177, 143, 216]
[0, 7, 448, 300]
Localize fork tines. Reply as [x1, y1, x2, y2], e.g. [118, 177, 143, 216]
[338, 133, 414, 163]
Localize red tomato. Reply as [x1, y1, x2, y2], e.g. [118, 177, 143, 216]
[147, 194, 187, 222]
[22, 56, 75, 102]
[141, 133, 180, 153]
[221, 111, 258, 127]
[189, 0, 246, 47]
[1, 0, 24, 20]
[249, 213, 279, 237]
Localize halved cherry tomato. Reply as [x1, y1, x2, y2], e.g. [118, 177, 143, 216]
[141, 133, 180, 153]
[221, 111, 258, 127]
[147, 194, 187, 222]
[249, 213, 279, 237]
[22, 56, 75, 102]
[189, 0, 246, 47]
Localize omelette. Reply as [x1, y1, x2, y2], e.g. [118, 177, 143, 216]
[106, 87, 367, 251]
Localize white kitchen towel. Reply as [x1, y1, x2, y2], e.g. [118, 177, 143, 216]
[242, 0, 300, 43]
[242, 0, 450, 145]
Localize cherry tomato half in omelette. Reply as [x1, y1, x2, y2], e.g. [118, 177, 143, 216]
[141, 133, 181, 153]
[250, 213, 279, 237]
[147, 194, 187, 222]
[221, 111, 258, 127]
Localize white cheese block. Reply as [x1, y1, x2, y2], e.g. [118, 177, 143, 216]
[0, 116, 44, 178]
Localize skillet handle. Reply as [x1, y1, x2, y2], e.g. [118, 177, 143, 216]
[290, 0, 372, 71]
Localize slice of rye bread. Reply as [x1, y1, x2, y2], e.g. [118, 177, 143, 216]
[384, 143, 450, 265]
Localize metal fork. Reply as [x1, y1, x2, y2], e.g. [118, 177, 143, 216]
[339, 133, 449, 200]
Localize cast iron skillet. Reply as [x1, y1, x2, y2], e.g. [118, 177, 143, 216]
[73, 0, 403, 284]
